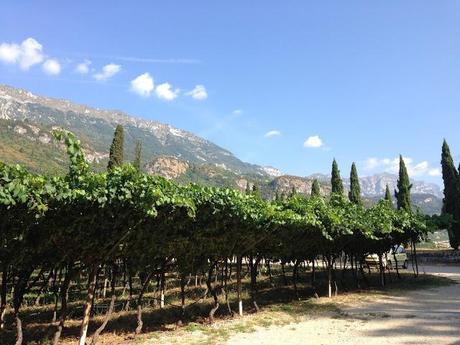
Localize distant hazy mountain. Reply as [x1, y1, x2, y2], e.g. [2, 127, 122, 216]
[306, 172, 442, 198]
[0, 84, 442, 214]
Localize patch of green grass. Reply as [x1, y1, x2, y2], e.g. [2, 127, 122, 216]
[184, 322, 207, 332]
[384, 273, 456, 292]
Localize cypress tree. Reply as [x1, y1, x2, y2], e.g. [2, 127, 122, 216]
[133, 141, 142, 171]
[289, 186, 297, 198]
[107, 125, 124, 170]
[348, 162, 362, 204]
[331, 159, 344, 195]
[252, 183, 260, 197]
[311, 179, 321, 197]
[245, 182, 251, 195]
[441, 140, 460, 249]
[396, 155, 419, 276]
[395, 155, 412, 212]
[384, 184, 393, 204]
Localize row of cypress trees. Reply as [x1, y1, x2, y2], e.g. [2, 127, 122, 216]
[328, 156, 411, 211]
[329, 156, 418, 274]
[107, 124, 415, 214]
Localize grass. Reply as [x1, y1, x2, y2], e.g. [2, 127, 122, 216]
[0, 266, 455, 345]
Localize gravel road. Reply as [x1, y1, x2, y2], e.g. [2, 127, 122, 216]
[226, 265, 460, 345]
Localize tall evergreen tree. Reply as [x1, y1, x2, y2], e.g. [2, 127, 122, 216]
[331, 159, 344, 195]
[395, 155, 412, 212]
[133, 141, 142, 171]
[441, 140, 460, 249]
[348, 162, 362, 204]
[107, 125, 124, 170]
[311, 179, 321, 197]
[245, 182, 252, 195]
[384, 184, 393, 204]
[289, 186, 297, 198]
[252, 183, 260, 198]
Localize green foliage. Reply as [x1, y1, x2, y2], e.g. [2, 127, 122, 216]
[348, 162, 361, 205]
[395, 155, 412, 212]
[331, 159, 344, 195]
[52, 130, 90, 183]
[107, 125, 124, 170]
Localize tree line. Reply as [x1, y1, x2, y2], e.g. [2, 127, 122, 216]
[0, 126, 428, 345]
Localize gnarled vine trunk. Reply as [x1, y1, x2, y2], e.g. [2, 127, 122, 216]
[78, 267, 97, 345]
[135, 271, 154, 335]
[90, 264, 117, 345]
[52, 264, 74, 345]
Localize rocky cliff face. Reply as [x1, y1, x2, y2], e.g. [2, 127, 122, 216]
[269, 175, 331, 196]
[144, 156, 189, 179]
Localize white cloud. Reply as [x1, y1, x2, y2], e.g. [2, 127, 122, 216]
[130, 73, 154, 97]
[19, 38, 44, 70]
[0, 42, 21, 63]
[93, 63, 121, 81]
[42, 59, 61, 75]
[364, 156, 440, 178]
[75, 59, 91, 74]
[365, 157, 380, 170]
[264, 130, 281, 138]
[186, 84, 207, 100]
[232, 109, 242, 115]
[155, 82, 179, 101]
[0, 38, 44, 70]
[304, 135, 324, 148]
[428, 168, 442, 177]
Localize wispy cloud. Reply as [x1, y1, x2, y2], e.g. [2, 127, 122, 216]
[264, 130, 281, 138]
[67, 53, 201, 64]
[93, 63, 121, 81]
[186, 84, 207, 100]
[111, 56, 201, 64]
[75, 59, 91, 74]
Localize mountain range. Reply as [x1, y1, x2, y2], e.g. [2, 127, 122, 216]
[0, 84, 443, 214]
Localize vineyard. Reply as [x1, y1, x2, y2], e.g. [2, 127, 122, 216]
[0, 131, 428, 345]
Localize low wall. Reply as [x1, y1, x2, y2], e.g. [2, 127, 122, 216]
[411, 250, 460, 264]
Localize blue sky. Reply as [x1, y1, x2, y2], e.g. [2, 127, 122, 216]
[2, 1, 460, 184]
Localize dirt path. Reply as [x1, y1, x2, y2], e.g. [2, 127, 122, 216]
[226, 265, 460, 345]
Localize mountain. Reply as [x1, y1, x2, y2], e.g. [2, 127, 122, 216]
[0, 84, 277, 178]
[352, 173, 442, 198]
[0, 84, 442, 214]
[306, 172, 442, 198]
